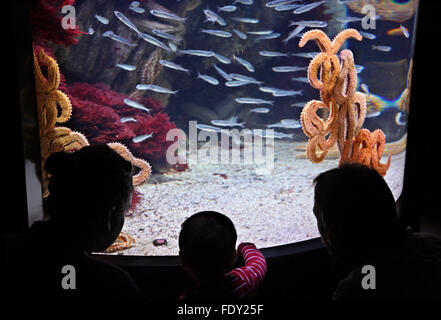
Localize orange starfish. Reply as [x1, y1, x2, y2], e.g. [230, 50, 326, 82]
[299, 28, 362, 104]
[341, 129, 391, 177]
[104, 232, 135, 253]
[334, 49, 366, 160]
[107, 142, 152, 186]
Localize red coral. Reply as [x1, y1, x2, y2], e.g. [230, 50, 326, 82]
[66, 82, 178, 166]
[30, 0, 81, 47]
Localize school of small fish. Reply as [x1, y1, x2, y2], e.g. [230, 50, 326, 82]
[88, 0, 411, 141]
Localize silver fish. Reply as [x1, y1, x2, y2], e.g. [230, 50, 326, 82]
[267, 122, 286, 128]
[256, 130, 294, 139]
[201, 29, 232, 38]
[133, 132, 154, 143]
[139, 32, 171, 51]
[196, 123, 224, 132]
[211, 119, 245, 127]
[159, 60, 190, 73]
[259, 51, 289, 57]
[213, 52, 232, 64]
[233, 55, 255, 72]
[120, 117, 137, 123]
[293, 1, 325, 14]
[231, 17, 259, 24]
[102, 31, 137, 46]
[355, 64, 365, 73]
[233, 29, 247, 39]
[395, 112, 406, 126]
[152, 29, 182, 42]
[282, 25, 305, 44]
[291, 101, 307, 107]
[116, 63, 136, 71]
[366, 111, 381, 118]
[229, 74, 262, 84]
[256, 33, 281, 40]
[234, 0, 254, 4]
[88, 27, 95, 35]
[247, 30, 274, 35]
[361, 83, 369, 95]
[225, 80, 254, 87]
[272, 89, 302, 97]
[372, 45, 392, 52]
[197, 73, 219, 85]
[168, 41, 178, 52]
[290, 51, 320, 58]
[203, 9, 227, 26]
[359, 31, 376, 40]
[178, 49, 214, 57]
[130, 1, 140, 7]
[280, 119, 301, 128]
[135, 84, 178, 94]
[129, 6, 145, 14]
[275, 3, 302, 11]
[114, 11, 140, 34]
[123, 98, 150, 113]
[213, 64, 233, 81]
[266, 0, 300, 8]
[336, 16, 363, 23]
[217, 5, 237, 12]
[272, 66, 307, 72]
[250, 107, 270, 113]
[259, 87, 280, 93]
[235, 98, 274, 105]
[290, 20, 327, 28]
[150, 9, 186, 22]
[95, 14, 109, 25]
[400, 24, 409, 38]
[291, 77, 310, 83]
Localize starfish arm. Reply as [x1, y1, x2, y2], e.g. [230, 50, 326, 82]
[38, 49, 61, 92]
[299, 29, 332, 52]
[331, 28, 363, 54]
[48, 90, 73, 123]
[307, 53, 328, 89]
[353, 92, 367, 133]
[108, 142, 152, 186]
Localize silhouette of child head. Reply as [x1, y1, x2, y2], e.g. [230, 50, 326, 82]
[44, 145, 133, 252]
[179, 211, 237, 284]
[313, 164, 402, 258]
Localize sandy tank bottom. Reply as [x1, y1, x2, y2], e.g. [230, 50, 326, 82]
[115, 140, 406, 256]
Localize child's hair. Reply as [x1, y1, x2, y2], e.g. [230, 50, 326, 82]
[179, 211, 237, 274]
[44, 144, 133, 227]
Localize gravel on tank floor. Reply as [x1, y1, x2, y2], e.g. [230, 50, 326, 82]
[115, 140, 406, 256]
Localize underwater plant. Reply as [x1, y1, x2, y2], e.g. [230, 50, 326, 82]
[298, 28, 391, 176]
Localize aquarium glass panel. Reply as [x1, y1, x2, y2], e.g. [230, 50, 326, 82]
[30, 0, 418, 255]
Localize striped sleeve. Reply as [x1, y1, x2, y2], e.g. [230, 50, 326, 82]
[226, 243, 267, 299]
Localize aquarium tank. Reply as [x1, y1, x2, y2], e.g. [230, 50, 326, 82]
[29, 0, 418, 255]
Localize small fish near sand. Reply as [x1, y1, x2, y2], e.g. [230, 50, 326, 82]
[133, 132, 154, 143]
[123, 98, 150, 113]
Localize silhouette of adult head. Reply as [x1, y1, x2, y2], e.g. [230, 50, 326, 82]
[44, 144, 133, 253]
[313, 164, 402, 262]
